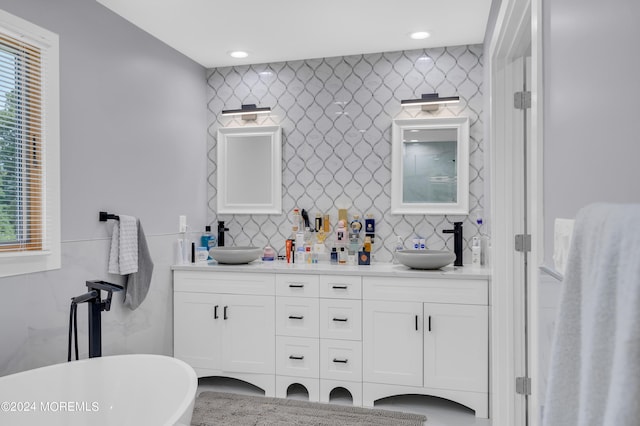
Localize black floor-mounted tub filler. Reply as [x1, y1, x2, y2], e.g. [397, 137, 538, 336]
[68, 280, 123, 361]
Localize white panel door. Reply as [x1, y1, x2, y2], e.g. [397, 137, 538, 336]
[363, 300, 423, 386]
[221, 294, 275, 374]
[423, 303, 488, 392]
[173, 292, 221, 371]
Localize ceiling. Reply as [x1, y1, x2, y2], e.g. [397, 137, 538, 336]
[96, 0, 493, 69]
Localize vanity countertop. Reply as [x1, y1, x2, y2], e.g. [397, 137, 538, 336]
[172, 260, 491, 280]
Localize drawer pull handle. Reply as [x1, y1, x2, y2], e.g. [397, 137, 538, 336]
[333, 358, 348, 364]
[289, 284, 304, 288]
[288, 315, 304, 320]
[415, 315, 419, 331]
[428, 315, 432, 332]
[289, 355, 304, 360]
[214, 305, 219, 319]
[224, 306, 228, 320]
[332, 317, 348, 322]
[332, 285, 348, 290]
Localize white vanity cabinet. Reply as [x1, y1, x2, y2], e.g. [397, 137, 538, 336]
[173, 271, 276, 396]
[362, 276, 489, 418]
[172, 264, 489, 417]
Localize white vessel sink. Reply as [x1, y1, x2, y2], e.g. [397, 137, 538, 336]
[209, 246, 262, 264]
[395, 249, 456, 270]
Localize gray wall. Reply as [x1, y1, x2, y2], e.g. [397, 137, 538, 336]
[543, 0, 640, 265]
[0, 0, 207, 375]
[207, 46, 486, 263]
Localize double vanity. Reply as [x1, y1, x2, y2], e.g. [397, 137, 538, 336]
[172, 261, 490, 418]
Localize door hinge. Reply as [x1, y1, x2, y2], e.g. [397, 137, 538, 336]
[514, 91, 531, 109]
[516, 376, 532, 395]
[515, 234, 531, 253]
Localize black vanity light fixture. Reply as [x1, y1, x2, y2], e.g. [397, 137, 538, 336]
[400, 93, 460, 111]
[221, 103, 271, 121]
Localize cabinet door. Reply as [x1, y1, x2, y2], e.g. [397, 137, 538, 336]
[363, 300, 423, 386]
[174, 292, 221, 371]
[423, 303, 488, 392]
[221, 294, 275, 374]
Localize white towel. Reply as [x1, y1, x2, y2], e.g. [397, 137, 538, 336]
[553, 218, 575, 275]
[108, 215, 138, 275]
[543, 203, 640, 426]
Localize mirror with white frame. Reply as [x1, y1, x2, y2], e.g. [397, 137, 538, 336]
[217, 125, 282, 214]
[391, 116, 469, 215]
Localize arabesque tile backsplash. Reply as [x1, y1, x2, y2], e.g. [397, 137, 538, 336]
[206, 45, 487, 262]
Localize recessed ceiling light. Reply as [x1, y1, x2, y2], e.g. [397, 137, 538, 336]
[410, 31, 431, 40]
[229, 50, 248, 59]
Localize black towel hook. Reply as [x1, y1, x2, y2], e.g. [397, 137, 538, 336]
[99, 211, 120, 222]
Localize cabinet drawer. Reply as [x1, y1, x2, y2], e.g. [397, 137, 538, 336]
[276, 274, 320, 297]
[276, 336, 319, 378]
[319, 275, 362, 299]
[174, 271, 275, 295]
[320, 339, 362, 382]
[363, 277, 488, 305]
[320, 299, 362, 340]
[276, 297, 320, 338]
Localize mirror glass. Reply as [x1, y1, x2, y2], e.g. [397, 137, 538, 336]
[217, 125, 282, 214]
[391, 117, 469, 215]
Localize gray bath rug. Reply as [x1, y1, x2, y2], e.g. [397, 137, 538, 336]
[191, 391, 426, 426]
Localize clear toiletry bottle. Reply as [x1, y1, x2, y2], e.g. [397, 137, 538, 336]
[291, 208, 302, 238]
[471, 237, 482, 266]
[338, 247, 347, 264]
[393, 236, 403, 264]
[476, 213, 490, 266]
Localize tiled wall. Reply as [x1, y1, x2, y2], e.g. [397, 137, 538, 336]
[206, 45, 486, 262]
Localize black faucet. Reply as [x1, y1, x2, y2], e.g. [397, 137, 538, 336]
[217, 221, 229, 247]
[443, 222, 464, 266]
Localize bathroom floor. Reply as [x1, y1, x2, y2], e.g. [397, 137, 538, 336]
[197, 377, 492, 426]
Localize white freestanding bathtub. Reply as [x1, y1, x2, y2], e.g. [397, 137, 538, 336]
[0, 354, 197, 426]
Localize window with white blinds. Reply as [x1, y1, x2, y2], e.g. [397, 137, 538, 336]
[0, 9, 60, 277]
